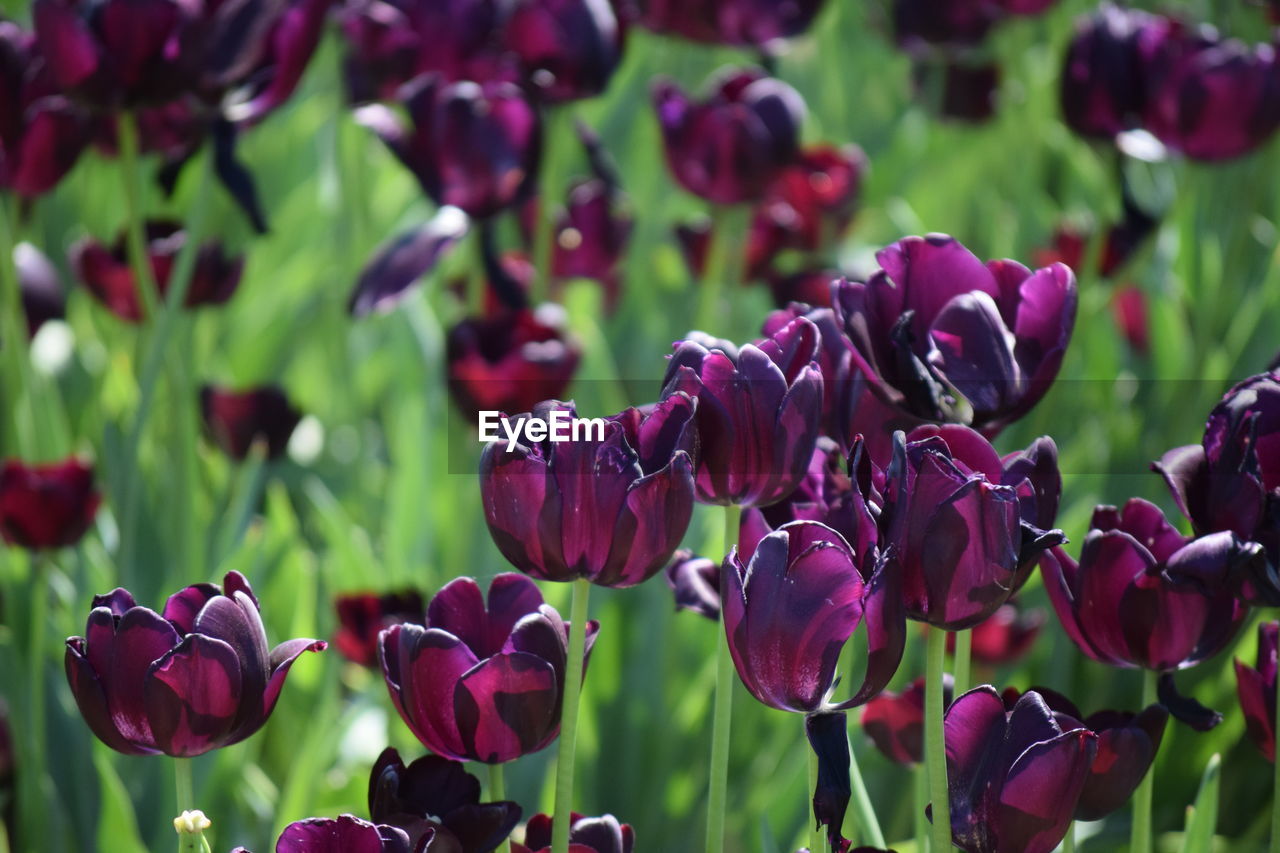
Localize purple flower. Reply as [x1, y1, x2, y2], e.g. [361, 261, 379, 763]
[652, 68, 806, 205]
[958, 600, 1044, 666]
[64, 571, 325, 757]
[378, 574, 599, 763]
[513, 812, 634, 853]
[199, 384, 302, 461]
[635, 0, 829, 48]
[750, 144, 867, 261]
[860, 675, 953, 765]
[234, 815, 423, 853]
[664, 549, 721, 620]
[14, 242, 66, 336]
[504, 0, 625, 104]
[913, 60, 1001, 123]
[1235, 621, 1278, 762]
[833, 234, 1077, 448]
[479, 397, 697, 587]
[551, 178, 633, 309]
[660, 317, 824, 507]
[943, 687, 1097, 853]
[892, 0, 1001, 52]
[333, 590, 426, 668]
[0, 457, 100, 549]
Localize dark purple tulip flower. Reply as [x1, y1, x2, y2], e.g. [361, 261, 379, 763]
[70, 221, 244, 323]
[368, 747, 523, 852]
[652, 68, 806, 205]
[751, 145, 866, 258]
[944, 687, 1097, 853]
[893, 0, 1001, 53]
[0, 457, 100, 549]
[760, 305, 864, 446]
[33, 0, 204, 109]
[660, 317, 824, 507]
[665, 548, 721, 620]
[860, 675, 953, 765]
[1041, 499, 1253, 674]
[1235, 621, 1278, 762]
[635, 0, 828, 48]
[334, 590, 426, 668]
[379, 574, 599, 763]
[479, 397, 697, 587]
[880, 428, 1063, 629]
[1155, 370, 1280, 604]
[833, 235, 1077, 448]
[504, 0, 625, 104]
[552, 178, 633, 310]
[233, 815, 425, 853]
[512, 812, 634, 853]
[359, 76, 541, 220]
[200, 384, 302, 461]
[913, 60, 1000, 123]
[958, 600, 1044, 666]
[65, 571, 326, 756]
[15, 242, 66, 336]
[0, 21, 90, 197]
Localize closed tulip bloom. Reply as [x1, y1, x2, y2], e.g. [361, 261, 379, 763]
[661, 317, 824, 506]
[64, 571, 325, 756]
[636, 0, 828, 48]
[379, 574, 599, 763]
[513, 813, 634, 853]
[1040, 499, 1252, 672]
[333, 590, 426, 668]
[70, 222, 244, 323]
[234, 815, 424, 853]
[368, 747, 523, 852]
[722, 521, 905, 713]
[199, 384, 303, 461]
[552, 178, 633, 309]
[480, 397, 696, 587]
[1235, 621, 1278, 761]
[834, 235, 1077, 442]
[33, 0, 203, 108]
[860, 675, 953, 765]
[1112, 284, 1150, 355]
[892, 0, 1001, 53]
[944, 687, 1097, 853]
[750, 145, 866, 260]
[0, 457, 100, 549]
[504, 0, 624, 103]
[15, 242, 66, 337]
[652, 68, 806, 205]
[446, 305, 581, 420]
[958, 601, 1044, 666]
[360, 76, 541, 219]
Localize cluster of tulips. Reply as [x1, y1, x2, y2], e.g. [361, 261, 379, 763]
[4, 0, 1280, 851]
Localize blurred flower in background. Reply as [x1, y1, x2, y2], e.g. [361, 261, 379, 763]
[334, 591, 426, 668]
[1236, 621, 1278, 762]
[513, 812, 634, 853]
[0, 457, 99, 549]
[199, 384, 303, 461]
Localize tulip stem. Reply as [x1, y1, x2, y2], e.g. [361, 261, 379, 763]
[807, 745, 824, 853]
[1062, 821, 1075, 853]
[1271, 667, 1280, 853]
[18, 555, 51, 852]
[1131, 669, 1158, 853]
[846, 734, 886, 848]
[951, 630, 970, 695]
[925, 626, 952, 853]
[532, 107, 574, 306]
[174, 757, 194, 818]
[695, 206, 747, 336]
[914, 761, 930, 853]
[550, 577, 591, 853]
[117, 112, 162, 321]
[706, 503, 742, 853]
[489, 764, 513, 853]
[0, 195, 36, 456]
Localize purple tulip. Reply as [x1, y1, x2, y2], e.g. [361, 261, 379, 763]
[635, 0, 829, 48]
[943, 687, 1097, 853]
[750, 145, 866, 260]
[652, 68, 806, 205]
[660, 317, 824, 507]
[1040, 499, 1253, 673]
[358, 76, 541, 219]
[504, 0, 625, 104]
[880, 428, 1062, 629]
[959, 600, 1044, 666]
[551, 177, 633, 310]
[860, 675, 953, 765]
[664, 548, 721, 620]
[913, 60, 1001, 123]
[64, 571, 326, 757]
[722, 520, 905, 713]
[333, 590, 426, 668]
[14, 242, 66, 337]
[833, 234, 1077, 447]
[768, 268, 841, 309]
[0, 21, 90, 196]
[1235, 621, 1278, 762]
[513, 813, 634, 853]
[199, 384, 302, 461]
[0, 457, 100, 550]
[368, 747, 523, 852]
[234, 815, 423, 853]
[892, 0, 1001, 52]
[1155, 369, 1280, 604]
[479, 397, 697, 587]
[379, 574, 599, 763]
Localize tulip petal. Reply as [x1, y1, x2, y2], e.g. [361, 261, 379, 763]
[65, 637, 153, 755]
[277, 815, 408, 853]
[349, 209, 469, 316]
[261, 637, 326, 720]
[145, 633, 242, 756]
[1236, 658, 1276, 761]
[995, 729, 1096, 853]
[397, 625, 479, 759]
[928, 291, 1020, 418]
[1075, 706, 1167, 820]
[603, 452, 695, 587]
[162, 582, 222, 634]
[109, 607, 182, 745]
[454, 651, 559, 763]
[33, 0, 101, 91]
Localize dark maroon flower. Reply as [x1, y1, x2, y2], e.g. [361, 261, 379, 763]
[635, 0, 829, 48]
[880, 428, 1062, 629]
[64, 571, 325, 756]
[379, 574, 599, 763]
[1112, 284, 1149, 355]
[660, 317, 824, 507]
[652, 68, 806, 205]
[15, 242, 66, 336]
[199, 384, 303, 461]
[70, 221, 244, 323]
[359, 76, 541, 219]
[913, 60, 1000, 123]
[479, 397, 697, 587]
[0, 21, 90, 196]
[446, 304, 580, 420]
[334, 590, 426, 668]
[368, 747, 523, 852]
[349, 206, 470, 317]
[0, 457, 100, 549]
[956, 601, 1044, 666]
[1040, 499, 1253, 672]
[665, 549, 721, 620]
[1235, 621, 1278, 762]
[551, 178, 633, 310]
[833, 234, 1077, 448]
[893, 0, 1001, 52]
[768, 268, 839, 309]
[33, 0, 204, 109]
[236, 815, 422, 853]
[722, 520, 905, 713]
[504, 0, 625, 104]
[943, 687, 1097, 853]
[860, 675, 953, 765]
[512, 812, 633, 853]
[750, 145, 867, 263]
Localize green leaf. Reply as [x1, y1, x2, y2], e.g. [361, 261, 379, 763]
[1182, 752, 1221, 853]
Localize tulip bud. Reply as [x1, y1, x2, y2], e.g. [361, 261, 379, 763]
[0, 457, 100, 550]
[514, 812, 634, 853]
[199, 384, 303, 461]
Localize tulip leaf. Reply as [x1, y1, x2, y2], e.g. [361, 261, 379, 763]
[92, 749, 148, 853]
[1181, 753, 1221, 853]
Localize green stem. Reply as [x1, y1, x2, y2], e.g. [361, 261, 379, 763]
[925, 626, 952, 853]
[19, 556, 50, 852]
[116, 113, 162, 321]
[532, 108, 574, 306]
[914, 761, 930, 853]
[1131, 669, 1158, 853]
[951, 630, 971, 696]
[0, 196, 34, 455]
[174, 757, 193, 818]
[550, 578, 591, 853]
[846, 736, 885, 848]
[1061, 821, 1074, 853]
[694, 207, 746, 335]
[807, 745, 823, 853]
[489, 764, 513, 853]
[1271, 665, 1280, 853]
[706, 504, 742, 853]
